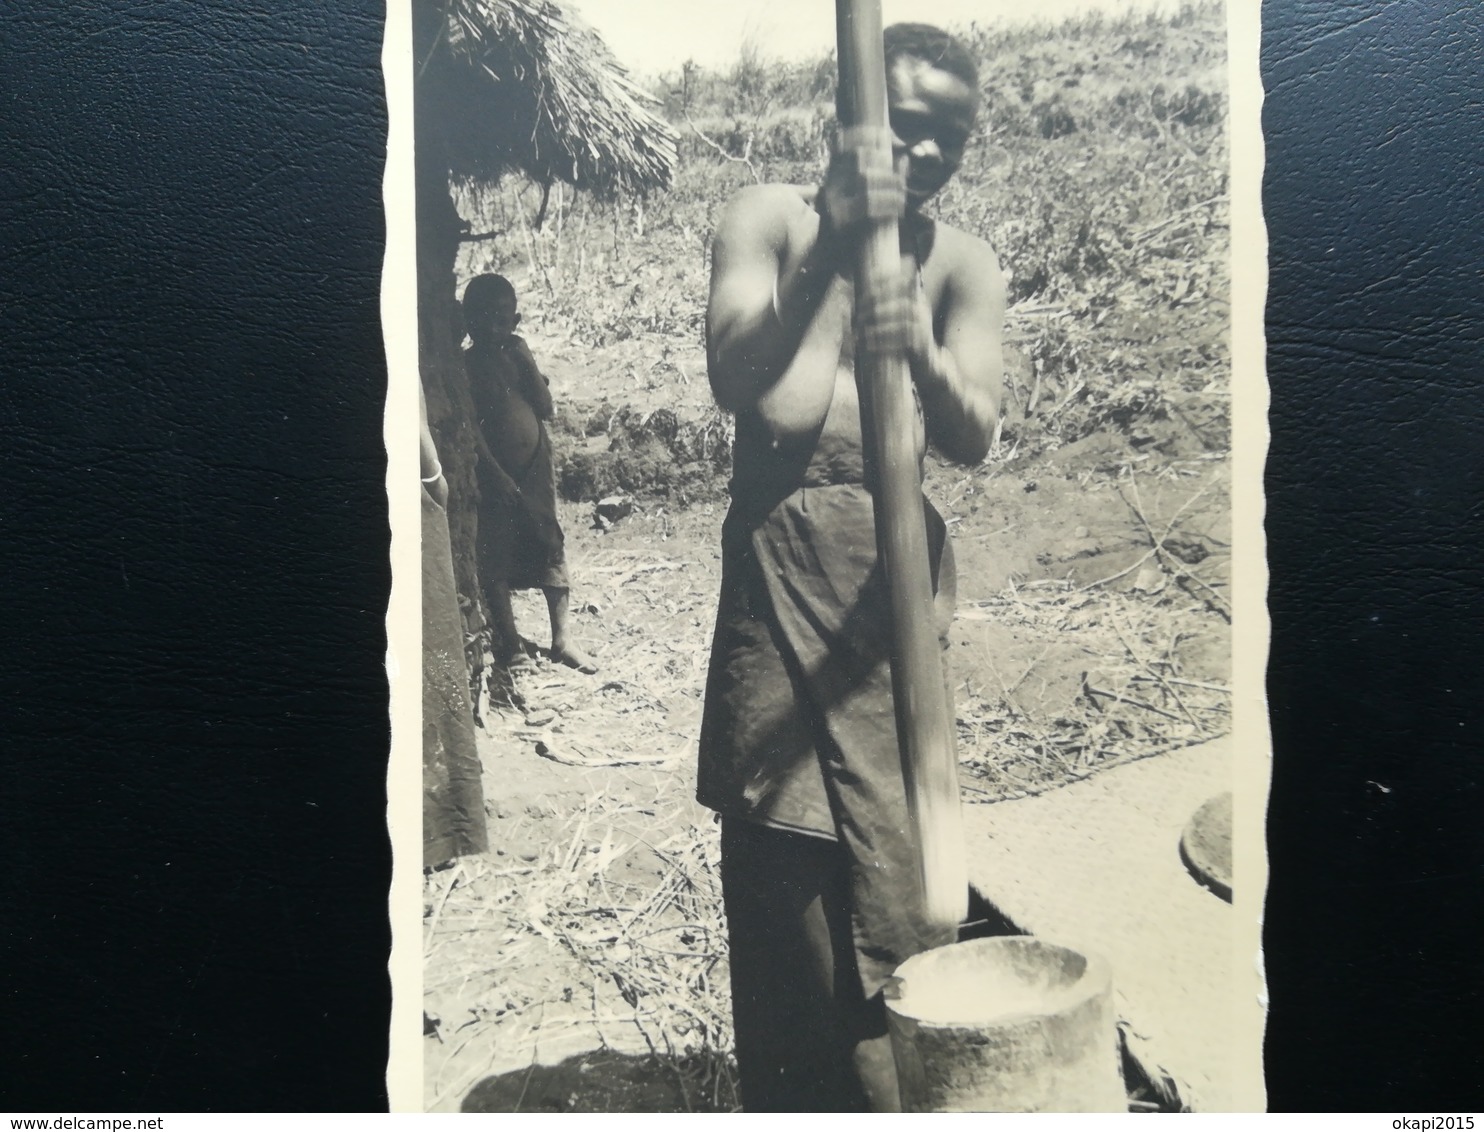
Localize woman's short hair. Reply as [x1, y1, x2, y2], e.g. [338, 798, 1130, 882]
[883, 23, 978, 92]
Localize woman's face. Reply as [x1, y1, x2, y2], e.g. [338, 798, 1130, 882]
[885, 54, 979, 209]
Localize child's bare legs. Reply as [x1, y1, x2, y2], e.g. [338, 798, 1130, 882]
[486, 579, 531, 668]
[543, 586, 597, 674]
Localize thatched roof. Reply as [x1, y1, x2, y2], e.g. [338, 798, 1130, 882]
[418, 0, 678, 196]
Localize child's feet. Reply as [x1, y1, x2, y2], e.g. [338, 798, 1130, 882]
[494, 637, 541, 671]
[496, 649, 537, 672]
[548, 642, 598, 675]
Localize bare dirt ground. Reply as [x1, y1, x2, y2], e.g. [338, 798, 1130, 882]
[422, 334, 1231, 1112]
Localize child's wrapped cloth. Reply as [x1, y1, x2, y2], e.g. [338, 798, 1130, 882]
[476, 426, 567, 592]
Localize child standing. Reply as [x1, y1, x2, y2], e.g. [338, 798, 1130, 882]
[462, 273, 597, 675]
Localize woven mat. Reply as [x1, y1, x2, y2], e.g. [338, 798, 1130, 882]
[962, 738, 1238, 1110]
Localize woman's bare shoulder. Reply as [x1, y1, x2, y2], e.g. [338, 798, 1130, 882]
[927, 223, 1006, 306]
[935, 220, 1003, 272]
[717, 183, 817, 240]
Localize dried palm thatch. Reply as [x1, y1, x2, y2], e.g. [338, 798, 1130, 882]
[418, 0, 678, 196]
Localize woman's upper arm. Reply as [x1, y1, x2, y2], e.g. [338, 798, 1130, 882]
[941, 238, 1007, 417]
[706, 188, 787, 407]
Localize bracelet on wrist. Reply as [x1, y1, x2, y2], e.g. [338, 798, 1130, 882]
[421, 465, 443, 483]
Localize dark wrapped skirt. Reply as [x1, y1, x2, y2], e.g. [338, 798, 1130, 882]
[423, 484, 487, 868]
[698, 481, 959, 999]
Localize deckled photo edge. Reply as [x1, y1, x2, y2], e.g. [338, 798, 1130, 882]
[384, 0, 424, 1112]
[1226, 0, 1272, 1112]
[384, 0, 1272, 1112]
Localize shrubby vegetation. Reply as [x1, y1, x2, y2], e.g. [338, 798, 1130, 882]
[456, 0, 1229, 490]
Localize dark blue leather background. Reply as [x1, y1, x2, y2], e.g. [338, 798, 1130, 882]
[2, 2, 392, 1111]
[1, 0, 1479, 1112]
[1262, 1, 1483, 1110]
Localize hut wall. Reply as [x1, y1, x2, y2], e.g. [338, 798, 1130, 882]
[414, 2, 484, 622]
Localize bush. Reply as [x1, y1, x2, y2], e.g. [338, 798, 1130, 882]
[458, 0, 1232, 459]
[558, 406, 734, 504]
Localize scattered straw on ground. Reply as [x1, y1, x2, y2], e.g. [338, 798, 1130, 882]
[956, 579, 1229, 802]
[427, 458, 1230, 1109]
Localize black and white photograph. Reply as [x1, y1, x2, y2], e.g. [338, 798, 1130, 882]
[389, 0, 1268, 1112]
[12, 0, 1484, 1115]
